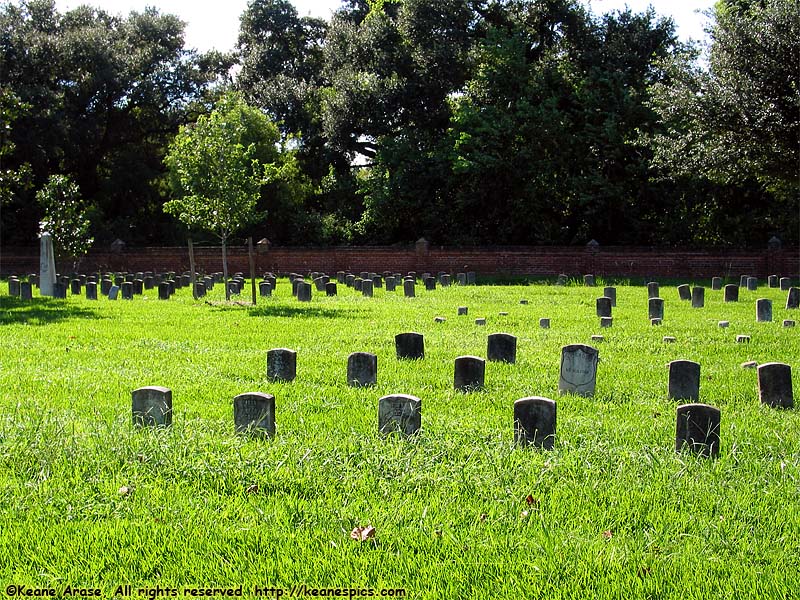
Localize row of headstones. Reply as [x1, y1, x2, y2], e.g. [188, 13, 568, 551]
[128, 385, 742, 458]
[273, 270, 478, 302]
[590, 285, 799, 326]
[259, 341, 794, 411]
[6, 271, 227, 301]
[575, 274, 794, 291]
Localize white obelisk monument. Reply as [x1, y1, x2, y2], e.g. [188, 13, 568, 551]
[39, 231, 57, 296]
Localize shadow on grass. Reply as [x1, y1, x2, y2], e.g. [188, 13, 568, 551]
[246, 304, 362, 320]
[0, 296, 104, 325]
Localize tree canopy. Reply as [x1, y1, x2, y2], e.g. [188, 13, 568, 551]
[1, 0, 796, 250]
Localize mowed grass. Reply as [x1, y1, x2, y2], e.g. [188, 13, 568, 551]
[0, 277, 798, 599]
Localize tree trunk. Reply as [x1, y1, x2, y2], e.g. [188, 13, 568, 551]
[222, 235, 230, 301]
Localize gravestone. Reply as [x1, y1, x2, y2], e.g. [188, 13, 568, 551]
[663, 336, 676, 343]
[121, 282, 133, 300]
[603, 287, 616, 307]
[735, 335, 751, 343]
[8, 277, 20, 297]
[651, 318, 662, 326]
[600, 317, 613, 328]
[558, 344, 599, 397]
[337, 271, 346, 283]
[354, 278, 364, 292]
[395, 332, 424, 360]
[372, 275, 382, 289]
[424, 277, 436, 291]
[362, 279, 374, 297]
[691, 287, 705, 308]
[557, 274, 568, 286]
[233, 392, 275, 437]
[668, 360, 700, 402]
[297, 282, 312, 302]
[647, 282, 659, 299]
[723, 284, 739, 302]
[649, 298, 664, 320]
[676, 403, 720, 458]
[540, 318, 550, 329]
[756, 298, 773, 322]
[133, 279, 143, 295]
[758, 363, 793, 408]
[711, 277, 723, 291]
[39, 232, 57, 297]
[487, 333, 517, 363]
[345, 274, 355, 288]
[677, 284, 691, 301]
[132, 386, 172, 427]
[458, 306, 468, 316]
[768, 275, 778, 288]
[514, 397, 556, 449]
[739, 275, 749, 288]
[475, 318, 486, 326]
[784, 320, 796, 327]
[347, 352, 378, 387]
[385, 277, 396, 292]
[434, 316, 446, 323]
[591, 335, 604, 342]
[467, 272, 476, 285]
[326, 282, 337, 296]
[747, 277, 758, 291]
[108, 285, 119, 300]
[259, 281, 273, 297]
[85, 282, 97, 300]
[520, 299, 528, 305]
[457, 273, 467, 285]
[441, 274, 451, 287]
[20, 281, 32, 300]
[378, 394, 421, 435]
[786, 287, 800, 309]
[454, 356, 485, 391]
[596, 297, 612, 318]
[267, 348, 297, 381]
[158, 282, 170, 300]
[718, 321, 729, 328]
[314, 277, 326, 292]
[584, 274, 595, 287]
[403, 279, 415, 298]
[779, 277, 791, 291]
[70, 279, 81, 295]
[194, 282, 206, 298]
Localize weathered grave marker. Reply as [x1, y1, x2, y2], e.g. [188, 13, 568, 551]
[558, 344, 599, 397]
[347, 352, 378, 387]
[649, 298, 664, 320]
[378, 394, 421, 435]
[691, 287, 705, 308]
[786, 287, 800, 309]
[677, 284, 691, 301]
[454, 356, 485, 391]
[756, 298, 772, 322]
[596, 297, 612, 318]
[711, 277, 723, 291]
[233, 392, 275, 437]
[668, 360, 700, 402]
[724, 284, 739, 302]
[603, 287, 616, 307]
[676, 403, 720, 457]
[758, 363, 793, 408]
[487, 333, 517, 363]
[132, 386, 172, 427]
[267, 348, 297, 382]
[395, 332, 424, 360]
[514, 397, 556, 449]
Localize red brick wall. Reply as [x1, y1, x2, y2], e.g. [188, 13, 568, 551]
[1, 245, 797, 279]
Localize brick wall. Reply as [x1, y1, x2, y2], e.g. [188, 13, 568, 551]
[1, 244, 797, 279]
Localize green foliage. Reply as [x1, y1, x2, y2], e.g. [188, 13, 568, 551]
[35, 174, 94, 265]
[649, 0, 799, 209]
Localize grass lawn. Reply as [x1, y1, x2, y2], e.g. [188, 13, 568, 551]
[0, 276, 798, 599]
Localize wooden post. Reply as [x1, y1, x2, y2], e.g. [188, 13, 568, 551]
[188, 237, 197, 300]
[248, 237, 257, 306]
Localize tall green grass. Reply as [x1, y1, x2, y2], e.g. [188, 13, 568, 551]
[0, 278, 798, 598]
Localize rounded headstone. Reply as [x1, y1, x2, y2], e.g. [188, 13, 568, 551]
[724, 284, 739, 303]
[746, 277, 758, 291]
[596, 296, 612, 318]
[233, 392, 275, 437]
[786, 287, 800, 309]
[132, 386, 172, 427]
[326, 282, 337, 296]
[378, 394, 421, 435]
[584, 274, 596, 287]
[558, 344, 599, 397]
[487, 333, 517, 364]
[395, 332, 424, 360]
[403, 279, 415, 298]
[454, 355, 485, 391]
[677, 284, 691, 301]
[267, 348, 297, 382]
[600, 317, 612, 328]
[676, 403, 720, 458]
[756, 298, 772, 322]
[603, 287, 616, 307]
[514, 397, 556, 449]
[362, 279, 374, 297]
[297, 281, 312, 302]
[691, 287, 705, 308]
[768, 275, 778, 288]
[475, 318, 486, 326]
[347, 352, 378, 387]
[539, 318, 550, 329]
[259, 281, 272, 297]
[648, 297, 664, 320]
[757, 363, 793, 408]
[668, 360, 700, 402]
[647, 281, 659, 299]
[779, 277, 791, 291]
[711, 277, 723, 291]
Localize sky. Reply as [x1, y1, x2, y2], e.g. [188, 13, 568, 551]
[54, 0, 716, 54]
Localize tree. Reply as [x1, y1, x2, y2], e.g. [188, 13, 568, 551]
[648, 0, 799, 239]
[164, 93, 292, 300]
[0, 0, 225, 245]
[36, 174, 94, 270]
